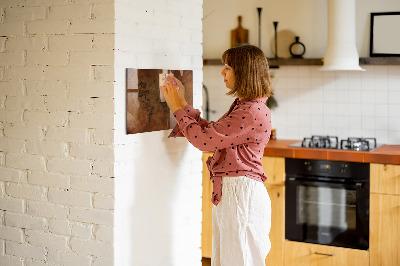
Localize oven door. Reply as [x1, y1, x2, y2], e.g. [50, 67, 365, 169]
[285, 177, 369, 250]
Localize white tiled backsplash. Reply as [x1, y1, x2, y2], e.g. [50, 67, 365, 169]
[203, 65, 400, 144]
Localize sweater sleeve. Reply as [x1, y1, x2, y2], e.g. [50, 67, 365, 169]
[173, 106, 257, 152]
[168, 104, 211, 138]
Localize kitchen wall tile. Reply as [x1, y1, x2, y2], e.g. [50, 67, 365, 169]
[298, 102, 312, 115]
[388, 131, 400, 143]
[388, 91, 400, 104]
[285, 66, 298, 77]
[362, 90, 375, 103]
[323, 115, 336, 129]
[362, 116, 375, 130]
[389, 117, 400, 131]
[374, 130, 389, 144]
[310, 66, 324, 77]
[336, 90, 349, 103]
[335, 76, 349, 90]
[388, 104, 400, 117]
[362, 65, 375, 74]
[374, 117, 389, 129]
[348, 75, 362, 90]
[298, 67, 311, 78]
[204, 65, 399, 144]
[323, 103, 336, 115]
[311, 102, 324, 113]
[374, 65, 388, 77]
[336, 103, 349, 116]
[374, 77, 388, 91]
[348, 103, 362, 116]
[323, 87, 336, 103]
[311, 127, 325, 136]
[348, 90, 362, 103]
[362, 128, 375, 138]
[388, 76, 400, 91]
[361, 104, 374, 117]
[361, 75, 374, 91]
[322, 70, 335, 78]
[375, 104, 389, 117]
[349, 128, 363, 137]
[348, 70, 362, 82]
[273, 76, 286, 90]
[336, 115, 348, 128]
[387, 65, 400, 76]
[374, 90, 388, 104]
[310, 77, 324, 89]
[286, 77, 299, 89]
[349, 116, 362, 129]
[298, 77, 311, 89]
[336, 128, 349, 140]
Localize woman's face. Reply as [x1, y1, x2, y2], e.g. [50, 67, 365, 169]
[220, 64, 235, 89]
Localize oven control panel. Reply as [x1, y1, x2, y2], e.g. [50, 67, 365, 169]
[286, 158, 369, 180]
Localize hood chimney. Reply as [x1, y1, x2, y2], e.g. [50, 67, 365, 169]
[320, 0, 365, 71]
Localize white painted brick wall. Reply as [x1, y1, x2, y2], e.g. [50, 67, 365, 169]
[0, 0, 115, 264]
[5, 213, 48, 231]
[1, 0, 204, 264]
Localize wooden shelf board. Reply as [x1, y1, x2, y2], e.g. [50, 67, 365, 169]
[204, 57, 400, 67]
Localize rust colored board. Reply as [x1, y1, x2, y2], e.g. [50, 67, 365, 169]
[293, 148, 328, 161]
[126, 68, 193, 134]
[327, 150, 366, 163]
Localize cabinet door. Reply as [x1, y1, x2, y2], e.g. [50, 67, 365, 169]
[202, 152, 213, 258]
[370, 163, 400, 195]
[261, 156, 285, 185]
[264, 184, 284, 266]
[284, 241, 369, 266]
[370, 193, 400, 266]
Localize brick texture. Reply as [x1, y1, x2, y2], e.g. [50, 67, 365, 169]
[0, 0, 116, 260]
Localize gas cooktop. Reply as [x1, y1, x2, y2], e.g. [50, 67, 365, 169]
[289, 135, 382, 151]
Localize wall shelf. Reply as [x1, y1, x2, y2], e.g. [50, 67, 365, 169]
[203, 57, 400, 67]
[359, 57, 400, 65]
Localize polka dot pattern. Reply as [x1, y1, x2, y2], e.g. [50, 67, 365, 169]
[169, 97, 272, 206]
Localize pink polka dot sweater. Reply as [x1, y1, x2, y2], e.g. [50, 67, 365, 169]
[169, 97, 272, 206]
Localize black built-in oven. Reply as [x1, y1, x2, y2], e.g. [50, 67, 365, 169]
[285, 158, 369, 250]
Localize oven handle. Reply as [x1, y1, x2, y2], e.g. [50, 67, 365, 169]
[286, 177, 364, 189]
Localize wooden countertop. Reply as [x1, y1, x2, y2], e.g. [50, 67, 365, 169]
[263, 139, 400, 165]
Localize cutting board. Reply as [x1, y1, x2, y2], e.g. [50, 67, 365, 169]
[231, 16, 249, 48]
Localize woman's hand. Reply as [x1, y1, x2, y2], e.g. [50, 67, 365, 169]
[161, 74, 185, 113]
[171, 76, 187, 108]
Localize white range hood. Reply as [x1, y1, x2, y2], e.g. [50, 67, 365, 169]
[320, 0, 365, 71]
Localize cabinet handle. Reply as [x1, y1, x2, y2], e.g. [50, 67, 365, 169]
[314, 252, 335, 257]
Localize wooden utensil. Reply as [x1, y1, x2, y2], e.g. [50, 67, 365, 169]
[231, 16, 249, 48]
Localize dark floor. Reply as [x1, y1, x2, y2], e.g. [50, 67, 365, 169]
[202, 257, 211, 266]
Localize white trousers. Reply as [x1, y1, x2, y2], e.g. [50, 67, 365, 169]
[212, 176, 271, 266]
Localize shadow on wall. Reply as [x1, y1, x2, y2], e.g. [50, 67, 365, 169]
[128, 131, 192, 265]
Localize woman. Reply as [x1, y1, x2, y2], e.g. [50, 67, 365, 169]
[161, 44, 273, 266]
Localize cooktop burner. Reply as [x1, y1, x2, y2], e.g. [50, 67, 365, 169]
[290, 136, 380, 151]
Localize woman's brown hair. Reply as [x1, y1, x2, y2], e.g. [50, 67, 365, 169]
[221, 44, 273, 99]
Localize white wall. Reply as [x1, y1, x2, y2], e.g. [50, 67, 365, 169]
[203, 0, 400, 58]
[113, 0, 203, 265]
[0, 0, 115, 265]
[203, 0, 400, 144]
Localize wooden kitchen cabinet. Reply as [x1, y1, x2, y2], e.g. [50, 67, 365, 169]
[284, 241, 369, 266]
[264, 184, 285, 266]
[202, 152, 213, 258]
[201, 154, 286, 266]
[370, 163, 400, 195]
[262, 156, 285, 266]
[370, 163, 400, 266]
